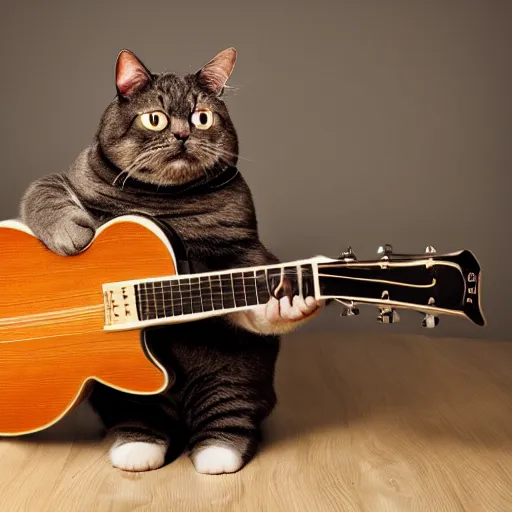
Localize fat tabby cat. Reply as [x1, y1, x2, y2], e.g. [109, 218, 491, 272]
[19, 48, 323, 474]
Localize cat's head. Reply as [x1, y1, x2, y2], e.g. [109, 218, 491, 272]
[97, 48, 238, 186]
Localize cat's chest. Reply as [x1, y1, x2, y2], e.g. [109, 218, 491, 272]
[93, 196, 254, 265]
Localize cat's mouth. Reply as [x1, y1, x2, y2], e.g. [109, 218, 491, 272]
[129, 141, 220, 186]
[165, 147, 197, 163]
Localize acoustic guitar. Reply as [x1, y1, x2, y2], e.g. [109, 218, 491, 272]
[0, 215, 485, 436]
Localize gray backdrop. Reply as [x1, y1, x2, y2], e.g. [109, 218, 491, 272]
[1, 1, 510, 340]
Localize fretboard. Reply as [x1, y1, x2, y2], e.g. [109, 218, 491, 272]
[133, 263, 315, 322]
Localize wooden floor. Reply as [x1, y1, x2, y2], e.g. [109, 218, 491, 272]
[1, 331, 512, 512]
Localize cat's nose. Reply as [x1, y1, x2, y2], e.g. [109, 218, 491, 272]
[173, 130, 190, 142]
[170, 117, 190, 142]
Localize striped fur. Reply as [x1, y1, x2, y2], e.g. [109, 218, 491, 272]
[19, 49, 307, 474]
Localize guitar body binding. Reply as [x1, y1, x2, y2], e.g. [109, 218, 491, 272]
[0, 215, 187, 436]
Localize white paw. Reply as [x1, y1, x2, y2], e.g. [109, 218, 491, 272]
[266, 295, 323, 322]
[192, 445, 243, 475]
[110, 441, 167, 472]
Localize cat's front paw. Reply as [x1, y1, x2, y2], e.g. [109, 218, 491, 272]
[191, 444, 244, 475]
[229, 295, 324, 335]
[40, 209, 95, 256]
[265, 295, 324, 324]
[110, 441, 167, 472]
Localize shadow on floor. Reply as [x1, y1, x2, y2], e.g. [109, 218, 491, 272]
[262, 331, 512, 450]
[7, 331, 512, 455]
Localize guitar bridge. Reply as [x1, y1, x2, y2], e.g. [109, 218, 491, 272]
[103, 283, 139, 328]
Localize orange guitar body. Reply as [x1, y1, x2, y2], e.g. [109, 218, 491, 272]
[0, 216, 177, 436]
[0, 214, 486, 436]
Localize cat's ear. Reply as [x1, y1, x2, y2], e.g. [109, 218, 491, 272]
[195, 47, 237, 96]
[115, 50, 152, 99]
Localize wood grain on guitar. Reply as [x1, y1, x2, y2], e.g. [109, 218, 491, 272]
[0, 215, 485, 436]
[0, 218, 176, 435]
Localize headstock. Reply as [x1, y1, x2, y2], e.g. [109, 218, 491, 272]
[317, 244, 485, 328]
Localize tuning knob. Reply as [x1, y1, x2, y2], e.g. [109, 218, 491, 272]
[422, 314, 439, 328]
[377, 244, 393, 257]
[378, 307, 400, 324]
[340, 246, 357, 261]
[341, 304, 360, 316]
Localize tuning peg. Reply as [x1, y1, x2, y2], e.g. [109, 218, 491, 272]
[425, 246, 436, 254]
[340, 304, 360, 316]
[377, 307, 400, 324]
[340, 247, 357, 261]
[377, 244, 393, 257]
[422, 314, 439, 328]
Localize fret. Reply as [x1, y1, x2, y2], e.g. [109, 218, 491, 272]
[140, 282, 149, 320]
[150, 281, 158, 318]
[210, 274, 223, 310]
[255, 270, 270, 303]
[241, 271, 248, 306]
[220, 273, 235, 309]
[156, 281, 166, 318]
[231, 272, 246, 307]
[275, 267, 285, 298]
[159, 282, 170, 317]
[223, 273, 235, 309]
[180, 278, 193, 315]
[254, 270, 259, 304]
[133, 261, 317, 323]
[200, 276, 213, 311]
[134, 284, 142, 320]
[289, 265, 298, 298]
[146, 282, 152, 320]
[190, 277, 203, 313]
[171, 279, 183, 316]
[243, 271, 258, 306]
[149, 282, 157, 319]
[197, 277, 204, 312]
[264, 268, 272, 300]
[230, 272, 237, 307]
[286, 265, 299, 298]
[219, 275, 225, 308]
[165, 282, 176, 316]
[301, 264, 314, 298]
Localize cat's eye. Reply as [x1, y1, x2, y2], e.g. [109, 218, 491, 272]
[139, 111, 169, 131]
[191, 109, 214, 130]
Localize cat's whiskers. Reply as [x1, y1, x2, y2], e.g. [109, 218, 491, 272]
[117, 144, 175, 187]
[112, 170, 130, 187]
[121, 172, 133, 189]
[195, 142, 233, 164]
[196, 141, 254, 164]
[117, 140, 246, 188]
[196, 145, 227, 174]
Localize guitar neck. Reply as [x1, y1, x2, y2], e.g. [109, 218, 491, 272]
[103, 259, 321, 330]
[102, 249, 485, 331]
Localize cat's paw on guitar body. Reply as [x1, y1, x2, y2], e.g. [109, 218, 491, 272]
[39, 209, 95, 256]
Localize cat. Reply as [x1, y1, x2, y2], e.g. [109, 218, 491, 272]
[19, 48, 324, 474]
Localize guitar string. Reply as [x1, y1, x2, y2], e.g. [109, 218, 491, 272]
[0, 270, 433, 327]
[0, 265, 419, 323]
[0, 285, 305, 328]
[136, 272, 431, 305]
[0, 273, 306, 327]
[316, 274, 437, 289]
